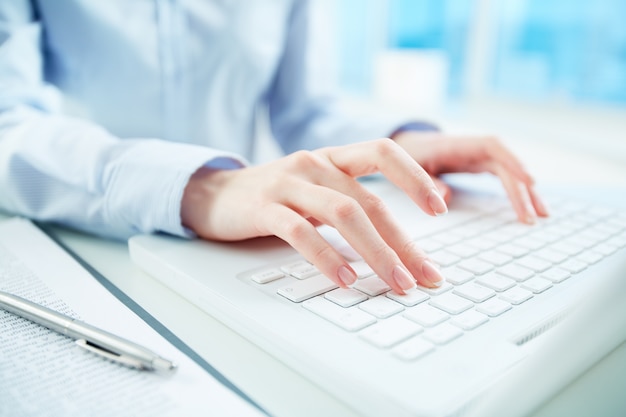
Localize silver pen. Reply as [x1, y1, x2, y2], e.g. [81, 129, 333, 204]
[0, 290, 177, 372]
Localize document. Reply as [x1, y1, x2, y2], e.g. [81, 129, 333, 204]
[0, 217, 266, 417]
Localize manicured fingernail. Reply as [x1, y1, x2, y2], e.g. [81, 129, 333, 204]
[392, 265, 417, 291]
[421, 260, 444, 287]
[428, 188, 448, 216]
[338, 265, 357, 287]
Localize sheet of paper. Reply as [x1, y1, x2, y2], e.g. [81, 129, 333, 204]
[0, 217, 266, 417]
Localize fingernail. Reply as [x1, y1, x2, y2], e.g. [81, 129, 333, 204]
[428, 188, 448, 216]
[338, 265, 357, 287]
[421, 260, 444, 287]
[392, 265, 417, 291]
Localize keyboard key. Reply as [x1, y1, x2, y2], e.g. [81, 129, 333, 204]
[497, 264, 534, 282]
[290, 263, 321, 279]
[325, 288, 368, 307]
[251, 269, 285, 284]
[578, 229, 609, 245]
[417, 281, 453, 296]
[415, 239, 443, 253]
[541, 267, 571, 283]
[302, 297, 375, 332]
[466, 236, 499, 251]
[551, 241, 585, 256]
[570, 236, 598, 250]
[499, 223, 533, 238]
[593, 243, 619, 257]
[450, 310, 489, 330]
[280, 260, 311, 275]
[442, 266, 474, 285]
[429, 250, 461, 267]
[386, 288, 429, 306]
[515, 255, 552, 272]
[429, 292, 474, 315]
[483, 230, 515, 244]
[514, 236, 546, 250]
[353, 276, 391, 296]
[528, 230, 560, 244]
[424, 323, 463, 345]
[447, 243, 480, 258]
[392, 337, 435, 361]
[478, 250, 513, 266]
[359, 297, 404, 319]
[475, 272, 516, 292]
[534, 248, 569, 264]
[496, 243, 529, 258]
[348, 260, 375, 279]
[521, 277, 553, 293]
[607, 235, 626, 248]
[359, 316, 422, 348]
[432, 232, 464, 246]
[277, 275, 338, 302]
[457, 258, 494, 275]
[577, 251, 603, 265]
[499, 287, 533, 305]
[559, 259, 587, 274]
[476, 298, 512, 317]
[404, 304, 449, 327]
[453, 283, 496, 303]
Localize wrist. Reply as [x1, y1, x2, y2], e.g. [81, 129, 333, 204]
[180, 166, 232, 236]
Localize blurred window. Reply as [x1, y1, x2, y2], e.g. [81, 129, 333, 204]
[336, 0, 626, 107]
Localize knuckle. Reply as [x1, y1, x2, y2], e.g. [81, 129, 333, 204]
[287, 150, 323, 170]
[361, 193, 386, 215]
[310, 244, 337, 266]
[369, 241, 392, 261]
[282, 219, 312, 242]
[374, 137, 399, 156]
[329, 197, 361, 220]
[401, 240, 427, 260]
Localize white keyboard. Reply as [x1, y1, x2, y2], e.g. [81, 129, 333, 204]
[244, 198, 626, 361]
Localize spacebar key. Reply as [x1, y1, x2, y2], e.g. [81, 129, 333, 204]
[277, 275, 338, 302]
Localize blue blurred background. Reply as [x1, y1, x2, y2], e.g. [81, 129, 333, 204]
[335, 0, 626, 107]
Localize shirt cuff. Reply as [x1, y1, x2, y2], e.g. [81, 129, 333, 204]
[389, 121, 440, 138]
[105, 139, 247, 239]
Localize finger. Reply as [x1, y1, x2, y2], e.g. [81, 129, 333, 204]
[279, 181, 418, 294]
[311, 171, 445, 288]
[528, 185, 550, 217]
[493, 164, 536, 224]
[432, 177, 452, 204]
[485, 138, 535, 185]
[320, 139, 448, 217]
[260, 203, 358, 288]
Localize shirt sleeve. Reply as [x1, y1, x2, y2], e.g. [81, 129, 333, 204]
[0, 2, 245, 240]
[266, 1, 437, 154]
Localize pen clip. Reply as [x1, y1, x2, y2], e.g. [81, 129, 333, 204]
[76, 339, 145, 369]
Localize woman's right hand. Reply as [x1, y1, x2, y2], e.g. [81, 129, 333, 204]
[181, 138, 448, 295]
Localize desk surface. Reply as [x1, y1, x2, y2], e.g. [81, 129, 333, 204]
[6, 126, 626, 417]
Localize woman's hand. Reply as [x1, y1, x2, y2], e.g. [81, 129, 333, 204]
[181, 138, 448, 294]
[393, 131, 549, 224]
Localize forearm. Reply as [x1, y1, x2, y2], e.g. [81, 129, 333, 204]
[0, 106, 245, 239]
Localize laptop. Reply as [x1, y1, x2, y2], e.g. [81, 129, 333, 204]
[129, 174, 626, 417]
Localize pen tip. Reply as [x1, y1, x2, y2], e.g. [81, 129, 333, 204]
[152, 357, 178, 372]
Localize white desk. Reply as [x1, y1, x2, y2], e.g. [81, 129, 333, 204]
[5, 129, 626, 417]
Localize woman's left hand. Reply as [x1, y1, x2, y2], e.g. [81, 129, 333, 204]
[393, 131, 549, 224]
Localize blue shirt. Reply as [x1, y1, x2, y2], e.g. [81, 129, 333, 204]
[0, 0, 415, 239]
